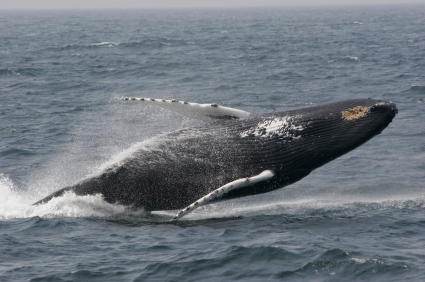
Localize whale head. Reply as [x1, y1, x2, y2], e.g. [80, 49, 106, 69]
[276, 99, 397, 174]
[235, 99, 397, 186]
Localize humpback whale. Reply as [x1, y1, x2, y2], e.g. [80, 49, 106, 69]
[34, 98, 397, 219]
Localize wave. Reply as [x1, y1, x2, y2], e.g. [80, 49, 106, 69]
[409, 85, 425, 93]
[91, 42, 120, 47]
[274, 248, 418, 281]
[138, 245, 419, 281]
[0, 67, 44, 77]
[0, 148, 35, 157]
[326, 56, 360, 65]
[266, 71, 304, 81]
[0, 68, 20, 77]
[343, 56, 360, 62]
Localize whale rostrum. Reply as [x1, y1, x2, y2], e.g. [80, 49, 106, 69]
[34, 98, 397, 220]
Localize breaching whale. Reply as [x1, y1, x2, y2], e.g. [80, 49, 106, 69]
[34, 98, 397, 219]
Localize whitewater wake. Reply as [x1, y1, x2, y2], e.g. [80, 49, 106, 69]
[0, 173, 147, 220]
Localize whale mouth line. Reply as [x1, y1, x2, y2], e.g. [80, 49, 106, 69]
[341, 106, 369, 120]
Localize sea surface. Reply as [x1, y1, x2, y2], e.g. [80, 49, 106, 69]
[1, 5, 424, 281]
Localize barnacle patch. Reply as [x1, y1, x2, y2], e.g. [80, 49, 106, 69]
[342, 107, 369, 120]
[239, 117, 304, 139]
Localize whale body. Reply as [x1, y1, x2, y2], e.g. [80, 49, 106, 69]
[34, 98, 397, 219]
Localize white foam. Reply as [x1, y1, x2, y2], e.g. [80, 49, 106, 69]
[351, 258, 384, 265]
[239, 116, 304, 139]
[0, 174, 29, 219]
[92, 42, 119, 47]
[0, 173, 145, 220]
[7, 68, 20, 76]
[351, 258, 366, 263]
[344, 56, 360, 61]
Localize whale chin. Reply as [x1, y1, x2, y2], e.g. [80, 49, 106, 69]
[33, 98, 397, 219]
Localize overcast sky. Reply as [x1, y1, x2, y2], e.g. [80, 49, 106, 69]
[1, 0, 424, 10]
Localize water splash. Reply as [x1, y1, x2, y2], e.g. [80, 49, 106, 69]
[0, 173, 146, 220]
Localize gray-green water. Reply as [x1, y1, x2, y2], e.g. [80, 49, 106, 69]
[1, 5, 424, 281]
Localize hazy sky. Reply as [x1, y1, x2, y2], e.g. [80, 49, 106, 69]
[1, 0, 424, 10]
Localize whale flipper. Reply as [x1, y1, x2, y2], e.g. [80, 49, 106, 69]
[122, 97, 251, 121]
[173, 170, 275, 220]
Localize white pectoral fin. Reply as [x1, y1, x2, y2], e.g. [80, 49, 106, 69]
[173, 170, 275, 220]
[122, 97, 250, 121]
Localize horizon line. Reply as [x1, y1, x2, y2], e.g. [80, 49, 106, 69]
[1, 2, 424, 11]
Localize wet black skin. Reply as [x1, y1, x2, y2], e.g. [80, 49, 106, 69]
[34, 99, 397, 211]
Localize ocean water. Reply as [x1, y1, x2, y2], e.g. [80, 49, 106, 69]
[1, 5, 424, 281]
